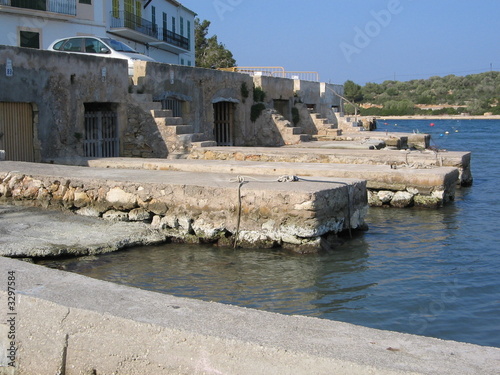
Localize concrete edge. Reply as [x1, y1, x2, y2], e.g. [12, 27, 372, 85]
[1, 257, 499, 374]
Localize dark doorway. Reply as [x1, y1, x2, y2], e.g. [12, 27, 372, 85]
[213, 101, 234, 146]
[83, 103, 119, 157]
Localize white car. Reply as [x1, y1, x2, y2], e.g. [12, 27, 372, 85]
[48, 36, 155, 75]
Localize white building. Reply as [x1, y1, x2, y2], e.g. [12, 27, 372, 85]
[0, 0, 196, 66]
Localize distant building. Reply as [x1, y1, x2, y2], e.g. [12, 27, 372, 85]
[0, 0, 196, 66]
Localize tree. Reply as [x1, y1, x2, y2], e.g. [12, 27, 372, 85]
[195, 18, 236, 69]
[344, 80, 364, 103]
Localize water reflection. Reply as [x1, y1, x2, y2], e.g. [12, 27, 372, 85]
[39, 239, 374, 316]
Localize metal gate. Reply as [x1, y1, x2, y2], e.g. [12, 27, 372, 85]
[159, 97, 182, 117]
[83, 111, 119, 157]
[213, 102, 234, 146]
[0, 102, 34, 162]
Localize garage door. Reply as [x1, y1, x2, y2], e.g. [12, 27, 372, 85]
[0, 102, 35, 162]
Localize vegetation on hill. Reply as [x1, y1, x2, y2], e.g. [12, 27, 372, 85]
[195, 19, 236, 69]
[343, 72, 500, 116]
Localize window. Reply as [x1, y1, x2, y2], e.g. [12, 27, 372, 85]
[135, 1, 141, 18]
[62, 38, 83, 52]
[171, 16, 176, 33]
[162, 12, 167, 37]
[85, 38, 108, 54]
[52, 40, 66, 50]
[152, 6, 156, 26]
[20, 31, 40, 49]
[79, 0, 91, 4]
[112, 0, 119, 18]
[180, 17, 184, 36]
[181, 58, 184, 65]
[124, 0, 133, 14]
[187, 20, 191, 50]
[187, 60, 192, 67]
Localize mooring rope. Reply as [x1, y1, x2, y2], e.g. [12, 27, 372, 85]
[230, 175, 354, 249]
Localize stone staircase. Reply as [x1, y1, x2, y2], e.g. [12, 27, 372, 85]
[271, 112, 311, 144]
[130, 93, 216, 159]
[310, 112, 342, 138]
[334, 112, 364, 133]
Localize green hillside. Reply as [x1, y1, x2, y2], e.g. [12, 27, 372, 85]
[343, 71, 500, 116]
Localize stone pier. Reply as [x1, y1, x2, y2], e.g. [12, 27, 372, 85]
[0, 161, 367, 254]
[56, 152, 463, 208]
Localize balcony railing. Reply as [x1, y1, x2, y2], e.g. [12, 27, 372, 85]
[110, 11, 158, 39]
[159, 28, 189, 51]
[0, 0, 76, 16]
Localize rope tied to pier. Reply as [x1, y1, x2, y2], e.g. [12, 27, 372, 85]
[230, 175, 355, 249]
[231, 175, 299, 248]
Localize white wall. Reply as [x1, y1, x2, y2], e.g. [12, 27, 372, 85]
[0, 0, 195, 64]
[0, 13, 106, 49]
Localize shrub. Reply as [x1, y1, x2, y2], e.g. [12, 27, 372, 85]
[253, 86, 266, 102]
[251, 103, 266, 122]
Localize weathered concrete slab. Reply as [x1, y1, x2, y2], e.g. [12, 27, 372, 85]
[1, 257, 499, 374]
[0, 204, 166, 258]
[302, 140, 386, 150]
[0, 162, 367, 253]
[313, 131, 431, 150]
[58, 156, 460, 207]
[189, 145, 470, 171]
[189, 145, 472, 189]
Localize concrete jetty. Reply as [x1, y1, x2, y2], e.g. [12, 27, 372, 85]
[187, 144, 471, 207]
[0, 161, 367, 254]
[313, 131, 431, 150]
[189, 144, 471, 185]
[56, 155, 459, 208]
[1, 257, 499, 374]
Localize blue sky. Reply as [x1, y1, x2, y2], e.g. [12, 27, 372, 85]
[180, 0, 500, 85]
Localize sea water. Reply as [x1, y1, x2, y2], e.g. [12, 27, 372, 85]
[39, 119, 500, 348]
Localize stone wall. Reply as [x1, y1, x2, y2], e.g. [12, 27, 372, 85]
[132, 62, 344, 148]
[0, 164, 368, 253]
[0, 47, 346, 161]
[0, 45, 129, 161]
[133, 62, 255, 146]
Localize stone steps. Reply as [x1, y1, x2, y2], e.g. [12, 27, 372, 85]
[283, 126, 305, 135]
[155, 117, 185, 126]
[159, 125, 195, 136]
[271, 112, 311, 144]
[150, 109, 173, 118]
[129, 93, 216, 155]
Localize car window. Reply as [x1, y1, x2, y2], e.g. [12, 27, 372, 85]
[84, 38, 109, 54]
[100, 38, 138, 53]
[52, 40, 66, 50]
[62, 38, 83, 52]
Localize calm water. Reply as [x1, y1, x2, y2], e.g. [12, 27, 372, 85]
[39, 119, 500, 348]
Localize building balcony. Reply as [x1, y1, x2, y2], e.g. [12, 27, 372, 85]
[156, 28, 190, 51]
[109, 11, 189, 53]
[147, 27, 190, 54]
[110, 11, 158, 43]
[0, 0, 76, 16]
